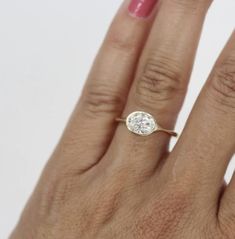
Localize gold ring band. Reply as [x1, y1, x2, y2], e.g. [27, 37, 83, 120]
[116, 111, 178, 137]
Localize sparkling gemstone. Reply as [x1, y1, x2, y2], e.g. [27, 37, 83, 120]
[126, 111, 157, 136]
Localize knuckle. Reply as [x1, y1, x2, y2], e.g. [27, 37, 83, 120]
[134, 184, 192, 238]
[83, 83, 124, 117]
[164, 182, 193, 209]
[93, 184, 121, 225]
[135, 54, 185, 111]
[208, 56, 235, 112]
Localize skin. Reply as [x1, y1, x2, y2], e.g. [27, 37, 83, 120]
[10, 0, 235, 238]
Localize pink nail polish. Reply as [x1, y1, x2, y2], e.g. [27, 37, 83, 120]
[128, 0, 158, 18]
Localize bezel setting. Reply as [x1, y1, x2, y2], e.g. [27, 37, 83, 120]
[126, 111, 158, 136]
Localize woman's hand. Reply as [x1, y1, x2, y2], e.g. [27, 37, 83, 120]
[10, 0, 235, 238]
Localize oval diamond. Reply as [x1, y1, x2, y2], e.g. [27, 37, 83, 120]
[126, 111, 157, 136]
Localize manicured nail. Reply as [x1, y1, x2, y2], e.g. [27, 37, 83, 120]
[128, 0, 158, 18]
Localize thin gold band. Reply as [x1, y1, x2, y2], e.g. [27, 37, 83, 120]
[116, 117, 178, 137]
[116, 118, 126, 123]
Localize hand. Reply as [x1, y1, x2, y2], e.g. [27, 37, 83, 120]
[10, 0, 235, 238]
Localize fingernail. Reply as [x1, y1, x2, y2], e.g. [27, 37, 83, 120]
[128, 0, 158, 19]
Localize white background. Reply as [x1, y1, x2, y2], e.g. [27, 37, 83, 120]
[0, 0, 234, 238]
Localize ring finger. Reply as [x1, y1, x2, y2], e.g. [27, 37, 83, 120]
[107, 0, 212, 175]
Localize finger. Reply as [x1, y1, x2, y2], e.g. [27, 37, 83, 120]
[107, 0, 212, 174]
[52, 0, 159, 172]
[165, 31, 235, 205]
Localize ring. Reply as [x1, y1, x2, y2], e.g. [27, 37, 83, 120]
[116, 111, 178, 137]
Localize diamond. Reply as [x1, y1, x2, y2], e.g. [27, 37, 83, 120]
[126, 111, 157, 136]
